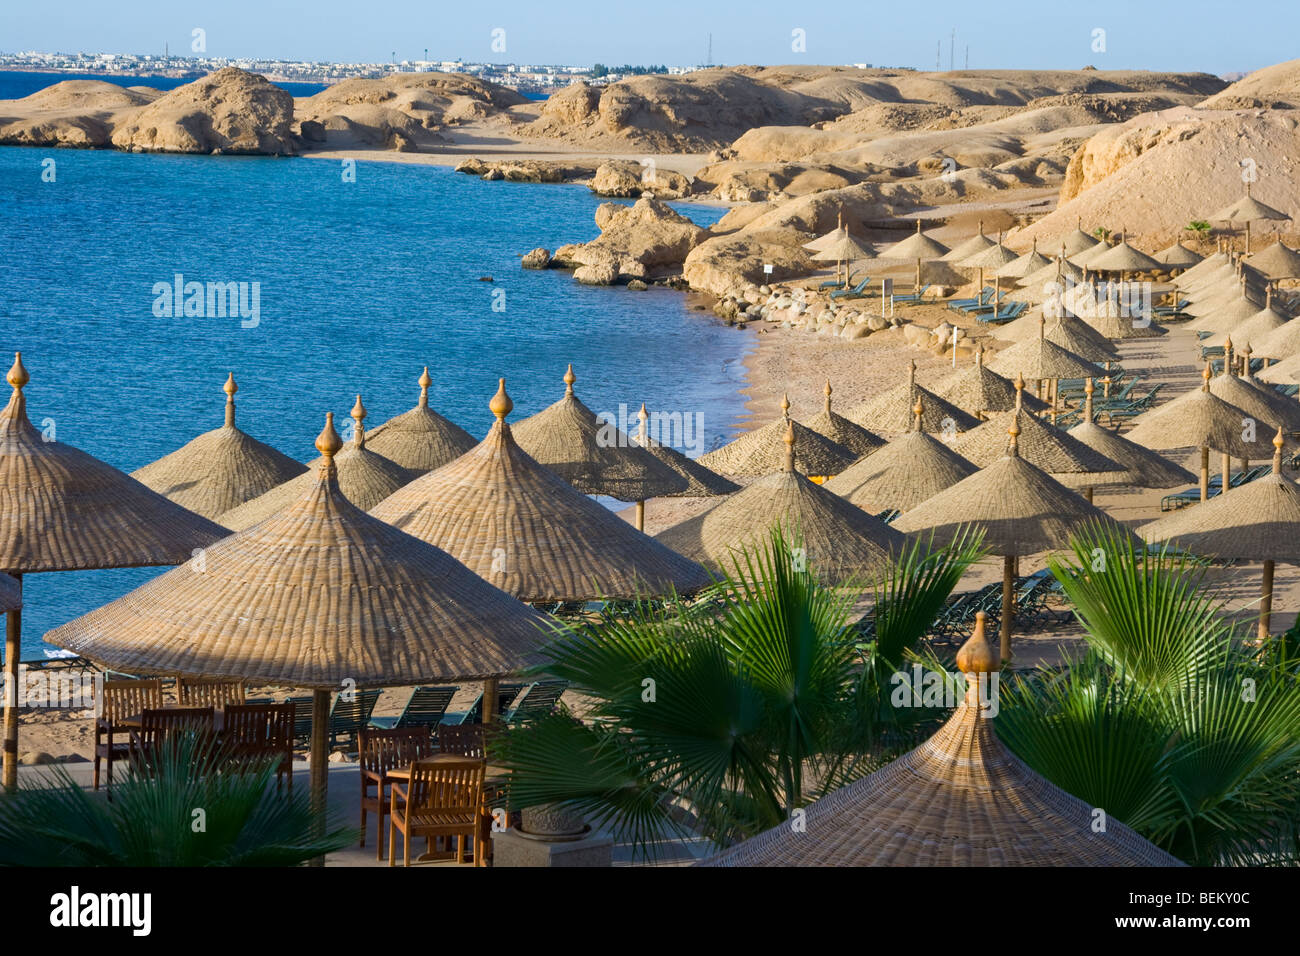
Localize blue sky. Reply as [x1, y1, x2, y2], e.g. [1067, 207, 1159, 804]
[2, 0, 1295, 75]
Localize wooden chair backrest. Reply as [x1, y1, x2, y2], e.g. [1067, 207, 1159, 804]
[100, 679, 163, 726]
[223, 703, 294, 751]
[359, 727, 436, 777]
[407, 757, 485, 816]
[436, 723, 487, 759]
[176, 676, 246, 709]
[134, 707, 216, 753]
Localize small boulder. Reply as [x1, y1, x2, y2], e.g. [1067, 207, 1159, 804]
[521, 247, 552, 270]
[481, 168, 503, 181]
[627, 279, 649, 291]
[575, 262, 617, 285]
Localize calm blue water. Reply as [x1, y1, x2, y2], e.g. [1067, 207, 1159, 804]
[0, 70, 326, 99]
[0, 145, 748, 656]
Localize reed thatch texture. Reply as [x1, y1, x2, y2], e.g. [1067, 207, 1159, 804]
[363, 367, 477, 474]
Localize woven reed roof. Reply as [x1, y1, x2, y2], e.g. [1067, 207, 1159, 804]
[511, 365, 688, 500]
[1177, 251, 1228, 285]
[960, 241, 1019, 270]
[1066, 383, 1195, 489]
[1249, 314, 1300, 359]
[1084, 309, 1168, 340]
[844, 362, 980, 435]
[1188, 292, 1260, 327]
[880, 220, 949, 260]
[699, 395, 859, 478]
[632, 405, 738, 497]
[370, 381, 709, 602]
[1257, 352, 1300, 384]
[363, 367, 477, 475]
[1182, 263, 1237, 295]
[811, 234, 875, 262]
[130, 374, 307, 519]
[0, 573, 20, 612]
[1068, 241, 1110, 268]
[218, 396, 416, 530]
[0, 354, 228, 573]
[933, 347, 1050, 416]
[1020, 256, 1084, 288]
[1141, 431, 1300, 562]
[656, 421, 905, 584]
[1246, 241, 1300, 279]
[984, 322, 1103, 381]
[823, 421, 976, 513]
[1230, 303, 1290, 352]
[1086, 239, 1164, 274]
[803, 222, 846, 252]
[1208, 365, 1300, 434]
[704, 615, 1182, 867]
[46, 413, 551, 687]
[803, 381, 886, 458]
[1126, 367, 1263, 458]
[1211, 191, 1290, 223]
[1155, 242, 1204, 268]
[998, 246, 1052, 280]
[994, 311, 1116, 355]
[940, 224, 996, 262]
[951, 406, 1125, 488]
[1060, 223, 1103, 257]
[893, 420, 1135, 555]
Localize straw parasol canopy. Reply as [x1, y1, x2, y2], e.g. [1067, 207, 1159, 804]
[993, 310, 1116, 355]
[1246, 241, 1300, 280]
[371, 380, 710, 602]
[893, 418, 1137, 661]
[1067, 380, 1196, 490]
[363, 367, 477, 475]
[811, 234, 875, 263]
[1141, 428, 1299, 639]
[1178, 251, 1229, 285]
[1068, 239, 1111, 268]
[932, 345, 1050, 418]
[1256, 351, 1300, 385]
[47, 410, 553, 825]
[803, 381, 887, 459]
[1155, 241, 1204, 269]
[218, 395, 415, 530]
[1060, 221, 1103, 257]
[984, 318, 1104, 382]
[656, 420, 906, 584]
[511, 364, 687, 500]
[1208, 351, 1300, 434]
[1085, 307, 1168, 340]
[1085, 238, 1164, 275]
[130, 374, 307, 519]
[1211, 187, 1290, 252]
[633, 404, 738, 498]
[959, 238, 1019, 297]
[703, 613, 1183, 867]
[997, 240, 1051, 280]
[0, 353, 230, 788]
[802, 213, 846, 252]
[824, 398, 977, 512]
[844, 361, 979, 436]
[940, 220, 996, 262]
[699, 394, 859, 478]
[1229, 298, 1291, 353]
[1187, 288, 1260, 326]
[880, 219, 950, 290]
[1021, 252, 1085, 289]
[1249, 311, 1300, 360]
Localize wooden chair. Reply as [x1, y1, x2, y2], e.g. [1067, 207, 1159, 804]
[368, 685, 459, 730]
[94, 678, 163, 791]
[222, 703, 295, 790]
[388, 757, 486, 867]
[127, 707, 216, 778]
[358, 728, 437, 860]
[176, 676, 246, 709]
[436, 722, 487, 758]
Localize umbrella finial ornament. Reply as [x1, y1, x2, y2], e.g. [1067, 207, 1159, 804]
[316, 412, 343, 480]
[824, 379, 833, 415]
[1014, 372, 1025, 412]
[975, 342, 984, 367]
[351, 394, 367, 447]
[956, 612, 997, 708]
[564, 363, 576, 396]
[7, 352, 29, 392]
[1084, 377, 1094, 424]
[418, 367, 432, 408]
[1008, 416, 1021, 457]
[781, 392, 791, 419]
[782, 417, 796, 473]
[638, 402, 649, 447]
[223, 373, 238, 427]
[490, 378, 513, 422]
[1202, 361, 1212, 391]
[1273, 426, 1285, 473]
[908, 359, 917, 389]
[913, 395, 923, 432]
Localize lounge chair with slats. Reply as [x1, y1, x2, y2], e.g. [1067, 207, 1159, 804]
[368, 685, 459, 731]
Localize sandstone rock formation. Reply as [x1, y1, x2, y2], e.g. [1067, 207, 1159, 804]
[565, 198, 710, 284]
[590, 160, 692, 199]
[0, 80, 159, 147]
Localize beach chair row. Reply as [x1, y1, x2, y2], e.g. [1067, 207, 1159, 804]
[1159, 465, 1271, 511]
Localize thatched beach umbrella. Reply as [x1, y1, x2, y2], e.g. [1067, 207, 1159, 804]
[1021, 249, 1084, 289]
[1208, 347, 1300, 436]
[702, 614, 1183, 867]
[880, 219, 950, 293]
[893, 419, 1134, 663]
[1059, 220, 1103, 258]
[218, 395, 415, 530]
[363, 367, 477, 475]
[1, 353, 227, 788]
[1142, 428, 1299, 640]
[984, 316, 1104, 415]
[1155, 241, 1204, 270]
[1249, 303, 1300, 360]
[47, 411, 552, 830]
[1211, 187, 1290, 253]
[933, 345, 1049, 419]
[959, 237, 1019, 301]
[1256, 351, 1300, 385]
[1067, 379, 1195, 502]
[656, 420, 906, 584]
[844, 361, 979, 436]
[803, 381, 886, 459]
[1086, 238, 1163, 277]
[1187, 287, 1260, 328]
[802, 213, 845, 252]
[940, 220, 995, 263]
[1126, 364, 1263, 502]
[1229, 296, 1291, 353]
[1246, 240, 1300, 281]
[811, 233, 875, 287]
[512, 364, 686, 503]
[632, 404, 738, 499]
[371, 381, 709, 602]
[993, 310, 1116, 357]
[699, 394, 858, 479]
[1177, 250, 1228, 285]
[997, 240, 1051, 282]
[824, 398, 977, 513]
[131, 374, 306, 519]
[1085, 306, 1168, 341]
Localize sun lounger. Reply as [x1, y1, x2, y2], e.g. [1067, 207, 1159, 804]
[504, 680, 569, 723]
[820, 269, 865, 290]
[829, 277, 872, 301]
[892, 284, 932, 304]
[946, 287, 995, 312]
[368, 685, 460, 730]
[974, 301, 1027, 323]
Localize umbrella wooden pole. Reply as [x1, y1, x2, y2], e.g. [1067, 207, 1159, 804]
[1084, 486, 1094, 504]
[1000, 554, 1015, 665]
[2, 573, 21, 791]
[635, 500, 645, 531]
[1222, 452, 1231, 492]
[308, 687, 330, 867]
[1259, 560, 1275, 641]
[1200, 446, 1209, 502]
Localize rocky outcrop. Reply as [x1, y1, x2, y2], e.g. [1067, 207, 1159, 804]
[564, 198, 710, 284]
[1201, 59, 1300, 109]
[107, 68, 295, 154]
[590, 160, 692, 199]
[0, 80, 159, 148]
[521, 247, 552, 269]
[453, 156, 597, 183]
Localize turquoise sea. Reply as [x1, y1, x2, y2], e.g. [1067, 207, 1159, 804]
[0, 144, 752, 655]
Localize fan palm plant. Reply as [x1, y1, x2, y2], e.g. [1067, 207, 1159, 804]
[494, 526, 984, 859]
[997, 522, 1300, 866]
[0, 736, 356, 866]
